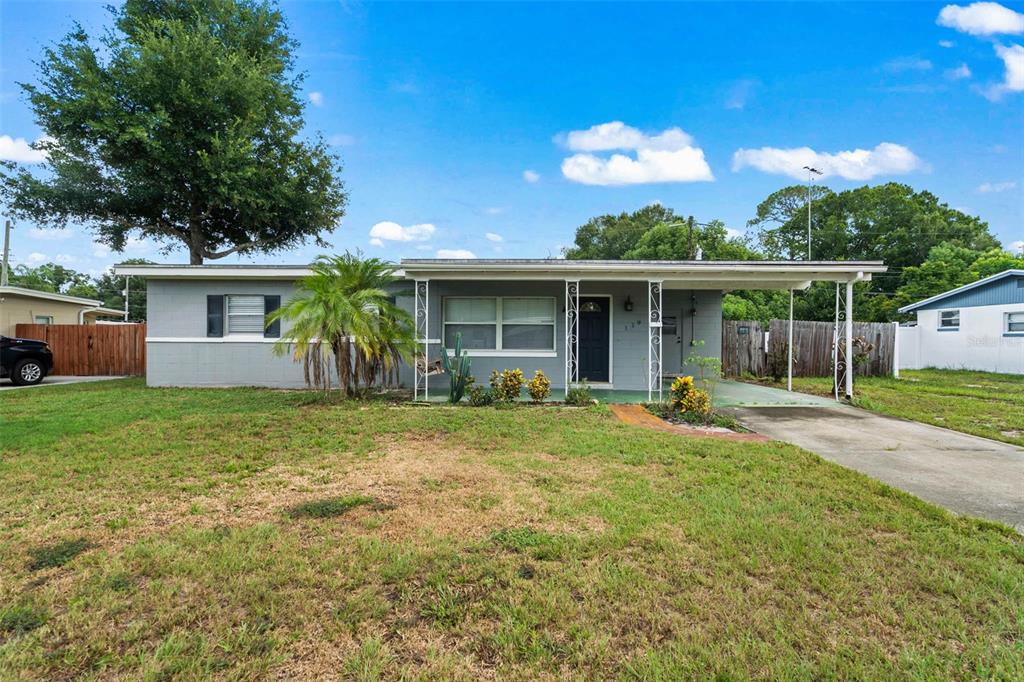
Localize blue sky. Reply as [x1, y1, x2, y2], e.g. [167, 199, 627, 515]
[1, 1, 1022, 274]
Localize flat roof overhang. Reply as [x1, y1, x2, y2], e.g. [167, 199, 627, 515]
[114, 259, 885, 290]
[399, 259, 885, 290]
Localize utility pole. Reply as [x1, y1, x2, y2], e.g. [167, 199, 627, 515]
[802, 166, 822, 260]
[1, 219, 12, 286]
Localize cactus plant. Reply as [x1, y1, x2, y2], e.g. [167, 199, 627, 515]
[440, 332, 472, 403]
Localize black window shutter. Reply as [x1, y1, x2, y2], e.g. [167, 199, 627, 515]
[207, 295, 224, 337]
[264, 295, 281, 338]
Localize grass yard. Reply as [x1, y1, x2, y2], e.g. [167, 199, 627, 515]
[1, 379, 1022, 679]
[758, 369, 1024, 447]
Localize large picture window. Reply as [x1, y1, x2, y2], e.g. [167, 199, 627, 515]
[226, 295, 266, 334]
[443, 297, 556, 352]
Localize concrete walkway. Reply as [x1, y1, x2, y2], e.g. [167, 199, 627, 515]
[0, 375, 126, 391]
[723, 404, 1024, 532]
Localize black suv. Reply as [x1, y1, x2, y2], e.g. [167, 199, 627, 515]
[0, 336, 54, 386]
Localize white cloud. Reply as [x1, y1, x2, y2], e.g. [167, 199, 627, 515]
[0, 135, 49, 163]
[983, 43, 1024, 99]
[483, 207, 505, 215]
[328, 133, 355, 146]
[368, 221, 435, 242]
[1010, 239, 1024, 253]
[732, 142, 925, 181]
[485, 232, 503, 242]
[54, 253, 77, 264]
[937, 2, 1024, 35]
[939, 39, 957, 47]
[369, 237, 384, 247]
[308, 91, 324, 107]
[726, 227, 743, 240]
[25, 252, 48, 265]
[946, 63, 973, 79]
[883, 56, 933, 72]
[977, 180, 1017, 192]
[523, 169, 540, 183]
[92, 243, 111, 258]
[435, 249, 475, 259]
[724, 79, 758, 110]
[27, 227, 73, 241]
[559, 121, 714, 186]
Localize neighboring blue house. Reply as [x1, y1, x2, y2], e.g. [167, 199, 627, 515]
[898, 269, 1024, 375]
[115, 258, 884, 399]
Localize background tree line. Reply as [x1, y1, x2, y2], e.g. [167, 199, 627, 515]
[563, 183, 1022, 323]
[7, 259, 150, 321]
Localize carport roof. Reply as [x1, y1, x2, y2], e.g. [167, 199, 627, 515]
[399, 259, 885, 290]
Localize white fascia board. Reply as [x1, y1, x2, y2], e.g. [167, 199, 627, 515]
[0, 285, 102, 307]
[113, 265, 407, 280]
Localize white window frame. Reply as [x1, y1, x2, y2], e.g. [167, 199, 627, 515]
[225, 294, 266, 337]
[937, 309, 960, 331]
[34, 315, 54, 325]
[1005, 311, 1024, 335]
[442, 296, 557, 357]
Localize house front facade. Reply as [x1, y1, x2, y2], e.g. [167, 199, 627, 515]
[898, 269, 1024, 375]
[116, 259, 884, 397]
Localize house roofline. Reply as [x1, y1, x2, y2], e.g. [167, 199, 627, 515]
[0, 285, 103, 307]
[897, 269, 1024, 314]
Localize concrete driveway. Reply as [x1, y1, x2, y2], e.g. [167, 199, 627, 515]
[0, 375, 125, 391]
[723, 404, 1024, 533]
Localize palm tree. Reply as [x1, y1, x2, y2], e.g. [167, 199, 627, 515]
[269, 253, 415, 395]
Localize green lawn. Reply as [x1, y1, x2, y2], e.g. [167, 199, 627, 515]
[762, 369, 1024, 447]
[1, 379, 1022, 679]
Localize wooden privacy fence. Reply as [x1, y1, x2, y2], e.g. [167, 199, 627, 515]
[15, 324, 146, 376]
[722, 319, 895, 378]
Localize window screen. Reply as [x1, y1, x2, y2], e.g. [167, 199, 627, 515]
[501, 298, 555, 350]
[939, 310, 959, 329]
[444, 298, 498, 349]
[1007, 312, 1024, 333]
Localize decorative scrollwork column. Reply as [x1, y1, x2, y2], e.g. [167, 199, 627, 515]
[648, 280, 663, 402]
[414, 280, 429, 401]
[565, 280, 579, 398]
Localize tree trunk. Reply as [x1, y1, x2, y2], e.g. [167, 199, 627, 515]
[188, 214, 203, 264]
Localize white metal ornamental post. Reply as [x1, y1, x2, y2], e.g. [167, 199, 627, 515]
[564, 280, 579, 399]
[414, 279, 430, 401]
[845, 279, 854, 401]
[648, 280, 663, 402]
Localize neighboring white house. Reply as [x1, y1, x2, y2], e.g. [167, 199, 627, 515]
[897, 269, 1024, 375]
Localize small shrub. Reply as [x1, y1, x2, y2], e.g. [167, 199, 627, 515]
[565, 383, 593, 406]
[27, 538, 92, 571]
[287, 495, 374, 519]
[467, 385, 494, 406]
[0, 604, 47, 636]
[526, 370, 551, 402]
[669, 375, 712, 420]
[489, 368, 525, 402]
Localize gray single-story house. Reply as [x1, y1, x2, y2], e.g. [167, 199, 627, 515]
[115, 259, 884, 399]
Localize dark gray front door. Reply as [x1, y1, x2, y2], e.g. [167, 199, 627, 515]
[578, 297, 610, 382]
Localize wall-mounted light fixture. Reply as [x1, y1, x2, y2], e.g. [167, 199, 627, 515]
[623, 295, 633, 312]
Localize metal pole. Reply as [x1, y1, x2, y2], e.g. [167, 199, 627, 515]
[787, 289, 794, 392]
[123, 275, 130, 321]
[1, 219, 12, 286]
[845, 280, 854, 401]
[807, 179, 811, 260]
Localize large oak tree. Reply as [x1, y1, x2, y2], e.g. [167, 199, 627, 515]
[2, 0, 346, 264]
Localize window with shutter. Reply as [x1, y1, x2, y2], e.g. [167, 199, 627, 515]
[227, 295, 266, 334]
